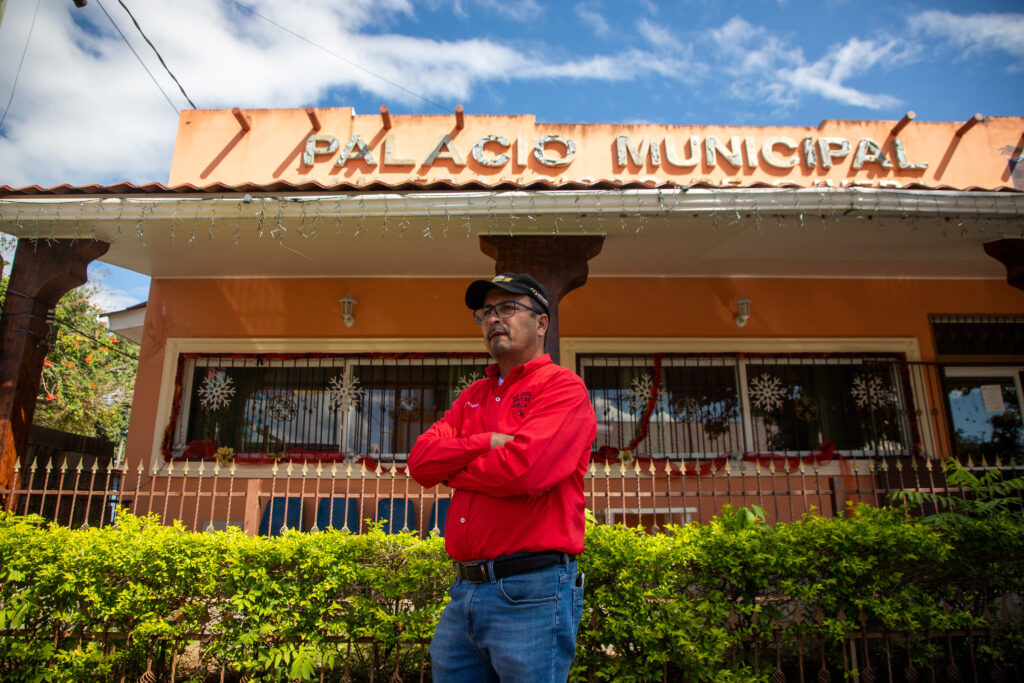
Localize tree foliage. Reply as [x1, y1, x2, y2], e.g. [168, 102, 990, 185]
[890, 456, 1024, 526]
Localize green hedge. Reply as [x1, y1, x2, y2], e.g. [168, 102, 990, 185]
[0, 506, 1021, 682]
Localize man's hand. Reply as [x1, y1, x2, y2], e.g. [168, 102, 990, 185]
[490, 432, 514, 449]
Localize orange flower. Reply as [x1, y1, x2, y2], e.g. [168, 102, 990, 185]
[85, 355, 93, 363]
[43, 359, 53, 368]
[45, 394, 56, 401]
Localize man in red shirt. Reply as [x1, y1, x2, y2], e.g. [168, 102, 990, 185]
[409, 273, 597, 682]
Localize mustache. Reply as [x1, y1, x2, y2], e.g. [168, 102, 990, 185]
[486, 324, 509, 340]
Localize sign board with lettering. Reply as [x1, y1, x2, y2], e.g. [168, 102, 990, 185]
[169, 108, 1024, 191]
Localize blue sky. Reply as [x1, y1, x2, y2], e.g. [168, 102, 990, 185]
[1, 0, 1022, 310]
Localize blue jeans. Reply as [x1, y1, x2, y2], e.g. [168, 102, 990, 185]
[430, 556, 584, 682]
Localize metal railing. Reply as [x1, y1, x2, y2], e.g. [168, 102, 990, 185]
[4, 355, 1021, 532]
[5, 452, 962, 533]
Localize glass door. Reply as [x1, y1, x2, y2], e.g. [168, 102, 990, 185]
[944, 367, 1024, 465]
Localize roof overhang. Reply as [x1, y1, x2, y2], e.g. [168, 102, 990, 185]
[1, 186, 1022, 279]
[104, 303, 146, 344]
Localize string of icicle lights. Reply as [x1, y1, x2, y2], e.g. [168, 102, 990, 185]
[0, 188, 1022, 246]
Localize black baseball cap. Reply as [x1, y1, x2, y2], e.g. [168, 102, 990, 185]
[465, 273, 550, 315]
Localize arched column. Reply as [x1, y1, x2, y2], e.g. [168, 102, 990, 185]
[479, 235, 604, 365]
[0, 239, 110, 500]
[984, 238, 1024, 291]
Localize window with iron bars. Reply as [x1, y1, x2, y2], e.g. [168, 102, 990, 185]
[162, 353, 491, 465]
[578, 353, 920, 459]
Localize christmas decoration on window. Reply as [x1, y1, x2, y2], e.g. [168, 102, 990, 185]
[749, 374, 786, 412]
[794, 395, 820, 422]
[197, 370, 235, 411]
[214, 446, 235, 465]
[456, 371, 482, 393]
[851, 375, 893, 409]
[327, 372, 363, 412]
[627, 373, 656, 415]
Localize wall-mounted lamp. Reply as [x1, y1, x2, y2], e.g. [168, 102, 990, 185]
[339, 293, 357, 327]
[734, 296, 751, 328]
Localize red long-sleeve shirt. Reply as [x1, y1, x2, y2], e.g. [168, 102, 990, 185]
[408, 354, 597, 562]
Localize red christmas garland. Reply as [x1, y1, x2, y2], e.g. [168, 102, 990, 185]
[621, 353, 664, 458]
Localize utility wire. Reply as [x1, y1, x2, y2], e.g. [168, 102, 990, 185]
[56, 316, 141, 363]
[114, 0, 197, 109]
[94, 0, 180, 115]
[224, 0, 449, 113]
[0, 0, 42, 131]
[1, 287, 141, 362]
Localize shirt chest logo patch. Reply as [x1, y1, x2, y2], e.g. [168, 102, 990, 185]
[510, 391, 532, 410]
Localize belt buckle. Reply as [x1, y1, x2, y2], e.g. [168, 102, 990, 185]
[459, 562, 489, 583]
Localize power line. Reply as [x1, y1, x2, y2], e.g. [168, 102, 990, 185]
[114, 0, 197, 109]
[224, 0, 449, 113]
[56, 317, 140, 363]
[94, 0, 180, 115]
[0, 0, 42, 131]
[1, 287, 141, 362]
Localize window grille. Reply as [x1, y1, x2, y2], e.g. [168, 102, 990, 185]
[578, 353, 918, 459]
[931, 315, 1024, 356]
[162, 353, 490, 464]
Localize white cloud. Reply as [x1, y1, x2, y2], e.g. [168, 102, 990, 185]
[429, 0, 543, 21]
[1, 2, 996, 193]
[575, 2, 610, 36]
[88, 264, 150, 312]
[0, 1, 670, 188]
[636, 17, 675, 50]
[909, 10, 1024, 62]
[707, 16, 906, 111]
[780, 38, 907, 110]
[92, 287, 146, 315]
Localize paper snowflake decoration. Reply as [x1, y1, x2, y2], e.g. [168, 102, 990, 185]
[327, 373, 363, 411]
[851, 375, 892, 409]
[197, 371, 235, 411]
[456, 371, 482, 393]
[749, 374, 785, 412]
[627, 374, 656, 414]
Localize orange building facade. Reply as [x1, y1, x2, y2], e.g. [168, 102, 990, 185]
[2, 108, 1023, 532]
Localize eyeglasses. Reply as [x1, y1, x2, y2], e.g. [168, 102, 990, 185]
[473, 300, 544, 325]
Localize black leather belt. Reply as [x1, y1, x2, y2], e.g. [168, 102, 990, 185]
[455, 551, 575, 583]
